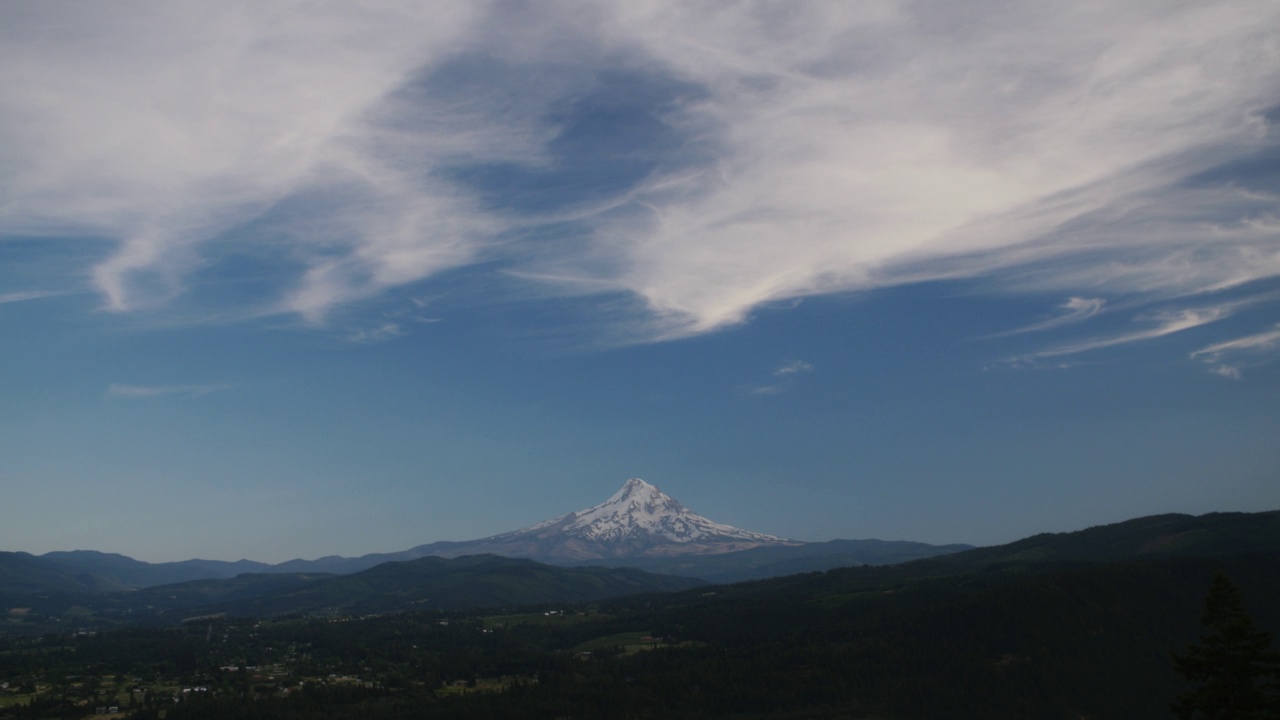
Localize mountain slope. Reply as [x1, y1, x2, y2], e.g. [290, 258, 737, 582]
[587, 538, 976, 583]
[431, 478, 799, 562]
[689, 510, 1280, 600]
[388, 479, 973, 577]
[932, 510, 1280, 570]
[39, 488, 1269, 591]
[272, 478, 803, 571]
[20, 479, 967, 585]
[15, 513, 1280, 719]
[0, 551, 131, 599]
[223, 555, 706, 616]
[39, 550, 273, 589]
[589, 553, 1280, 720]
[6, 509, 1278, 637]
[78, 555, 707, 621]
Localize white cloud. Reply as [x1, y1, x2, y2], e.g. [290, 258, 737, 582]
[774, 360, 814, 378]
[992, 297, 1107, 337]
[1189, 324, 1280, 377]
[1017, 304, 1234, 362]
[0, 2, 499, 318]
[1, 1, 1278, 344]
[346, 322, 405, 344]
[746, 359, 815, 395]
[0, 291, 57, 304]
[1007, 290, 1280, 365]
[107, 383, 236, 399]
[1191, 325, 1280, 359]
[560, 2, 1280, 337]
[1209, 364, 1243, 380]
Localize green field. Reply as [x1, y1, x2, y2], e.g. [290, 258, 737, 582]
[480, 611, 610, 628]
[0, 692, 40, 709]
[437, 676, 534, 696]
[572, 631, 662, 654]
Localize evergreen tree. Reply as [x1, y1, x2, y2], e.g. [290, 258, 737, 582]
[1173, 572, 1280, 719]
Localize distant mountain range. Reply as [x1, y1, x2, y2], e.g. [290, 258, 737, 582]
[424, 477, 799, 560]
[0, 553, 706, 627]
[8, 477, 1278, 631]
[1, 504, 1278, 634]
[5, 479, 973, 588]
[6, 513, 1277, 718]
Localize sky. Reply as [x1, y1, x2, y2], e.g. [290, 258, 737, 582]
[2, 1, 1279, 564]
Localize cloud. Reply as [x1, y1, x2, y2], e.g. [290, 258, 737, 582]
[1189, 324, 1280, 377]
[747, 359, 815, 395]
[1191, 325, 1280, 358]
[1209, 364, 1243, 380]
[107, 383, 236, 399]
[0, 2, 499, 318]
[1014, 304, 1234, 362]
[346, 322, 405, 344]
[992, 297, 1106, 337]
[774, 360, 814, 378]
[0, 291, 57, 304]
[1006, 288, 1280, 366]
[1, 2, 1278, 346]
[547, 2, 1280, 337]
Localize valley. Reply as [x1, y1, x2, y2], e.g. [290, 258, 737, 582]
[2, 509, 1278, 719]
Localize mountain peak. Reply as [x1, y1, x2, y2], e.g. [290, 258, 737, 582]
[613, 477, 658, 498]
[603, 477, 673, 508]
[408, 478, 797, 563]
[502, 478, 793, 559]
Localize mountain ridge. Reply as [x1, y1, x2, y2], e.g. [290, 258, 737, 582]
[0, 554, 707, 629]
[430, 478, 800, 562]
[12, 478, 968, 587]
[2, 508, 1278, 636]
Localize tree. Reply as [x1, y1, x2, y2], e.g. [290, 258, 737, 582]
[1173, 572, 1280, 719]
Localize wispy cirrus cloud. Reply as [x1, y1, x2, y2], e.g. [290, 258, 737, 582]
[1189, 324, 1280, 378]
[0, 291, 58, 305]
[746, 360, 815, 395]
[773, 360, 814, 378]
[107, 383, 236, 399]
[346, 322, 405, 344]
[549, 2, 1280, 338]
[0, 2, 498, 319]
[991, 297, 1106, 338]
[1, 1, 1278, 352]
[1008, 289, 1280, 366]
[1011, 305, 1233, 364]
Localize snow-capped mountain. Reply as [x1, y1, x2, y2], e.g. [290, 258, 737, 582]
[43, 478, 969, 584]
[506, 478, 792, 553]
[404, 478, 800, 562]
[256, 479, 968, 579]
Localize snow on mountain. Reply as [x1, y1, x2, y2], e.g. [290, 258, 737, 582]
[404, 478, 798, 562]
[521, 478, 787, 545]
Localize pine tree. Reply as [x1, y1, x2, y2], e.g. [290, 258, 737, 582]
[1172, 572, 1280, 719]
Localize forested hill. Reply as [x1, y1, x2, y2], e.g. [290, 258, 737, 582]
[0, 551, 131, 596]
[0, 555, 706, 631]
[597, 509, 1280, 629]
[4, 509, 1278, 632]
[1, 511, 1278, 718]
[149, 554, 707, 618]
[935, 510, 1280, 566]
[3, 527, 1277, 718]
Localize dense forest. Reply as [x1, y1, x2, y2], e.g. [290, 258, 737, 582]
[3, 552, 1278, 719]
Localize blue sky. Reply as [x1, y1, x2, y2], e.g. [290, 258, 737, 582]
[2, 2, 1279, 563]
